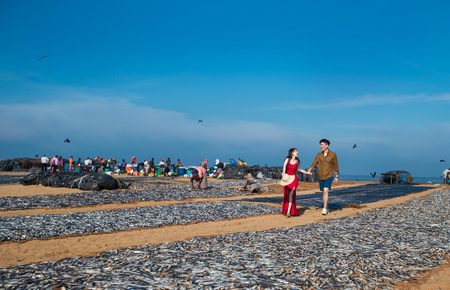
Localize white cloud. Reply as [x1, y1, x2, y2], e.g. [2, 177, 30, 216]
[0, 96, 300, 147]
[1, 83, 448, 175]
[274, 93, 450, 110]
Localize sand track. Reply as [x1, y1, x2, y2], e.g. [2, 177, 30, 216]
[0, 184, 84, 198]
[395, 257, 450, 290]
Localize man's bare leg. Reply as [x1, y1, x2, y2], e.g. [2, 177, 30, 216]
[322, 187, 329, 214]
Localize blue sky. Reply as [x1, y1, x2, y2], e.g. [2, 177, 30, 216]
[0, 0, 449, 177]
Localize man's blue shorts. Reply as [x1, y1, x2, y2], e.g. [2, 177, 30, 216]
[319, 176, 334, 191]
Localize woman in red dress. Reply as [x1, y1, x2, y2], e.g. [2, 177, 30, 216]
[280, 148, 311, 217]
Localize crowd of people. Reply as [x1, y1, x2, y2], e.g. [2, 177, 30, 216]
[39, 154, 238, 189]
[40, 154, 221, 190]
[39, 155, 243, 177]
[40, 155, 184, 175]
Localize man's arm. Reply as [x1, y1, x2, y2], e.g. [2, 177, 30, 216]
[333, 153, 339, 177]
[308, 154, 318, 172]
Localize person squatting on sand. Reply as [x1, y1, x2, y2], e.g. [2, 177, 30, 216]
[308, 139, 339, 215]
[279, 148, 312, 217]
[190, 166, 208, 190]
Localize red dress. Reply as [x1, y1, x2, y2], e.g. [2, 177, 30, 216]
[282, 161, 300, 216]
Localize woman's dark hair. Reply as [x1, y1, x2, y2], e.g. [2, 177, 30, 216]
[319, 139, 330, 145]
[286, 148, 299, 160]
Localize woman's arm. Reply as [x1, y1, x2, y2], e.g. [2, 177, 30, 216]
[299, 168, 312, 175]
[282, 158, 288, 174]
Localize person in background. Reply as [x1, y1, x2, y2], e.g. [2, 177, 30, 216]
[201, 159, 208, 169]
[164, 158, 172, 176]
[212, 159, 224, 178]
[91, 158, 96, 172]
[120, 159, 127, 174]
[177, 159, 183, 167]
[137, 161, 144, 173]
[108, 159, 115, 172]
[174, 159, 183, 176]
[75, 157, 82, 173]
[69, 156, 74, 173]
[215, 159, 224, 170]
[41, 155, 49, 172]
[238, 158, 247, 167]
[105, 159, 112, 172]
[58, 156, 64, 173]
[190, 166, 208, 190]
[308, 139, 339, 215]
[443, 168, 450, 184]
[159, 158, 165, 176]
[50, 155, 58, 174]
[163, 158, 170, 176]
[149, 158, 155, 176]
[84, 157, 92, 172]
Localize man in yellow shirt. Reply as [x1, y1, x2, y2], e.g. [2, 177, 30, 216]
[308, 139, 339, 215]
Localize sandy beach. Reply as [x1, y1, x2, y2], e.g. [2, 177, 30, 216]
[0, 172, 448, 289]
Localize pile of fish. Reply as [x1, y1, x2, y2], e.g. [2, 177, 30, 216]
[125, 178, 278, 190]
[223, 165, 283, 179]
[20, 172, 129, 191]
[0, 202, 278, 241]
[0, 190, 448, 289]
[0, 184, 266, 211]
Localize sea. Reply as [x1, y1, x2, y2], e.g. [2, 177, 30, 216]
[341, 174, 444, 184]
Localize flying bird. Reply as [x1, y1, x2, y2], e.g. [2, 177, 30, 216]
[37, 55, 48, 61]
[352, 144, 357, 149]
[440, 159, 446, 163]
[370, 171, 376, 178]
[64, 138, 70, 143]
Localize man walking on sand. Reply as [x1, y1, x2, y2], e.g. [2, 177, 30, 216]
[308, 139, 339, 215]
